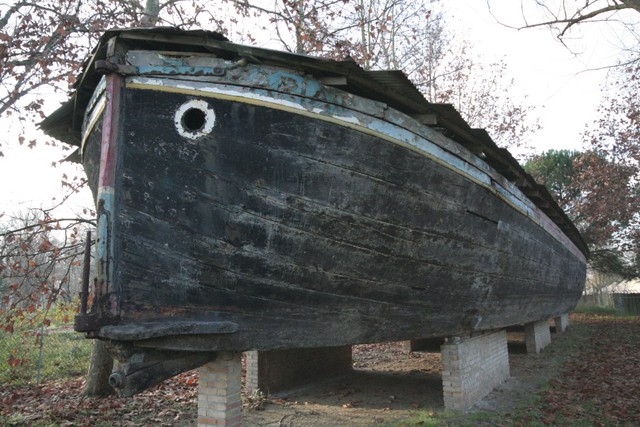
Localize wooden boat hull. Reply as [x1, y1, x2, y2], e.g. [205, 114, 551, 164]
[40, 29, 587, 395]
[79, 75, 586, 352]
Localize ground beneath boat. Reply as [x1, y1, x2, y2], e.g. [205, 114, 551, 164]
[8, 313, 637, 426]
[243, 329, 564, 426]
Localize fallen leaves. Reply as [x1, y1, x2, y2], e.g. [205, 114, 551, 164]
[3, 314, 640, 426]
[516, 314, 640, 425]
[0, 371, 198, 426]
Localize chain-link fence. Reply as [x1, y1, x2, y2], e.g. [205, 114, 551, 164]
[0, 322, 92, 385]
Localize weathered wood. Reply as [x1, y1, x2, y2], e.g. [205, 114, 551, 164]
[100, 321, 238, 340]
[40, 28, 588, 395]
[77, 86, 584, 350]
[83, 340, 115, 397]
[80, 230, 92, 315]
[108, 343, 216, 397]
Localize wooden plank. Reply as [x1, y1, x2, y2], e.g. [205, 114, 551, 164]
[76, 87, 587, 350]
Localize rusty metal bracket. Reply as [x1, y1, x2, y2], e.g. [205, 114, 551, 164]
[75, 309, 119, 333]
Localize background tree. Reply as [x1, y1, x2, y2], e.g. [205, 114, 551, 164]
[499, 0, 640, 283]
[333, 1, 541, 153]
[526, 148, 639, 277]
[525, 149, 580, 209]
[581, 57, 640, 276]
[487, 0, 640, 46]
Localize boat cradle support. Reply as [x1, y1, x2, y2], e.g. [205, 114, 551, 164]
[101, 320, 238, 397]
[107, 342, 217, 397]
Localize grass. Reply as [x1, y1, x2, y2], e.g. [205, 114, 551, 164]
[389, 313, 614, 427]
[573, 305, 628, 316]
[0, 327, 92, 385]
[1, 301, 92, 385]
[385, 410, 442, 426]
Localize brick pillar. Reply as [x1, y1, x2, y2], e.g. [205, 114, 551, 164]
[198, 352, 242, 427]
[402, 337, 444, 352]
[245, 346, 352, 395]
[245, 350, 260, 394]
[441, 330, 510, 411]
[524, 319, 551, 353]
[554, 313, 569, 333]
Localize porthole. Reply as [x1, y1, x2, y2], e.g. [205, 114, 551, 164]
[182, 108, 206, 131]
[174, 100, 216, 140]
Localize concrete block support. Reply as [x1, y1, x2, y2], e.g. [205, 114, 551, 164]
[441, 329, 510, 411]
[524, 320, 551, 353]
[198, 352, 242, 427]
[245, 346, 352, 395]
[402, 337, 444, 352]
[554, 313, 569, 333]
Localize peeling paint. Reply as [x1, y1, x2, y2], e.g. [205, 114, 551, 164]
[126, 76, 585, 262]
[173, 99, 216, 140]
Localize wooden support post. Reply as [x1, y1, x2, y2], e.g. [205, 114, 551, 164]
[402, 337, 444, 352]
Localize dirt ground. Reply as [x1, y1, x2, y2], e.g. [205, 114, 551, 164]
[242, 329, 566, 426]
[3, 317, 603, 426]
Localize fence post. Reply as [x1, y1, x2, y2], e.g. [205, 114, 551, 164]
[36, 323, 45, 384]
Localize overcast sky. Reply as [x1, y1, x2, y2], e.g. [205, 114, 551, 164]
[447, 1, 629, 152]
[0, 0, 633, 219]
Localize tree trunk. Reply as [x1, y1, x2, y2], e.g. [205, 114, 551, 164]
[621, 0, 640, 14]
[140, 0, 160, 26]
[84, 340, 115, 397]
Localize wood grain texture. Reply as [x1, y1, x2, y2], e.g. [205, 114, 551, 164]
[82, 86, 585, 351]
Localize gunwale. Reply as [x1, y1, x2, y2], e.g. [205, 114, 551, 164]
[99, 72, 586, 264]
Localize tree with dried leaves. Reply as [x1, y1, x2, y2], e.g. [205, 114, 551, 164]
[335, 1, 541, 152]
[487, 0, 640, 43]
[0, 0, 225, 397]
[229, 0, 354, 55]
[0, 210, 92, 339]
[0, 0, 232, 154]
[430, 52, 541, 153]
[526, 147, 639, 279]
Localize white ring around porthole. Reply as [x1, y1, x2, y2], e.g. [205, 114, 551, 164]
[174, 99, 216, 140]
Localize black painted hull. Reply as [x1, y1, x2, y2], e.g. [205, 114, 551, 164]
[37, 27, 588, 396]
[80, 82, 585, 352]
